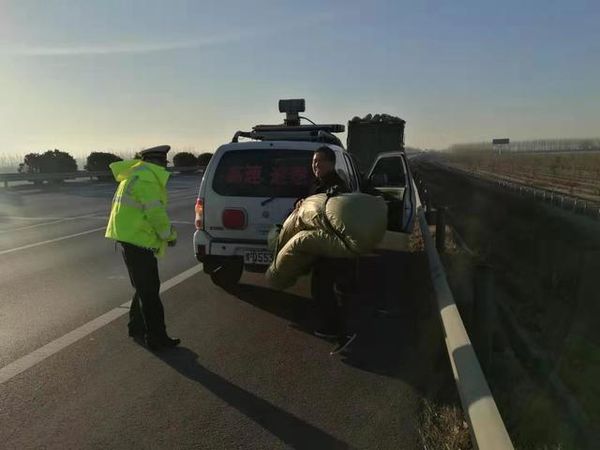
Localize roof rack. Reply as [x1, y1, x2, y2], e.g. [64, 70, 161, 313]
[231, 99, 345, 146]
[253, 124, 345, 133]
[232, 129, 343, 146]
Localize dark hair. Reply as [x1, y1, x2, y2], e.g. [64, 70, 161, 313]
[314, 146, 336, 163]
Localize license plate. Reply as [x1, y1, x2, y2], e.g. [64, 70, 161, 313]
[243, 249, 273, 265]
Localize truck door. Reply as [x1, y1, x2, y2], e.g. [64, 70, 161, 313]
[399, 154, 416, 232]
[366, 154, 416, 233]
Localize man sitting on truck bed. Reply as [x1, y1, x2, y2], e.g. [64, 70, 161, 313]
[295, 146, 349, 210]
[309, 146, 350, 195]
[297, 146, 356, 354]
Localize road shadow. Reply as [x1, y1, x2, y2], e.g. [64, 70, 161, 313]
[221, 251, 437, 389]
[157, 346, 349, 449]
[222, 283, 317, 332]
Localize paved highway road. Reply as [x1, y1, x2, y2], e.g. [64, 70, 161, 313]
[0, 177, 431, 449]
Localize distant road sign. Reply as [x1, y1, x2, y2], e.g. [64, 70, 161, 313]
[493, 138, 510, 145]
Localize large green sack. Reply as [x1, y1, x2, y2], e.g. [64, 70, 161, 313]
[266, 193, 387, 290]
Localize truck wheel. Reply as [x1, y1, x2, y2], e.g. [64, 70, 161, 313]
[202, 259, 218, 275]
[209, 261, 243, 287]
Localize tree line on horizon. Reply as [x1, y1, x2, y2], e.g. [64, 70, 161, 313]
[17, 150, 213, 174]
[448, 138, 600, 154]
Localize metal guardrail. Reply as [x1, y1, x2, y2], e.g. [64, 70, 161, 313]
[0, 170, 111, 187]
[416, 198, 514, 449]
[0, 166, 202, 188]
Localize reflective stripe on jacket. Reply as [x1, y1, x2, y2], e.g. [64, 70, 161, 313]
[105, 160, 176, 257]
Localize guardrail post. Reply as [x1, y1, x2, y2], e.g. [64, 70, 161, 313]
[473, 264, 495, 372]
[425, 190, 432, 213]
[435, 207, 446, 254]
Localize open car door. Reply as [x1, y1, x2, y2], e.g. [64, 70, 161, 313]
[366, 152, 416, 233]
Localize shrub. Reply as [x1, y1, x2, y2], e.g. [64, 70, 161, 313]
[21, 150, 77, 174]
[198, 152, 213, 167]
[85, 152, 122, 172]
[22, 153, 42, 174]
[173, 152, 198, 167]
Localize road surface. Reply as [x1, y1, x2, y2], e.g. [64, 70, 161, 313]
[0, 177, 431, 449]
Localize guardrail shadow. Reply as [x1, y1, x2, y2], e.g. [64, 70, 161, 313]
[157, 347, 349, 449]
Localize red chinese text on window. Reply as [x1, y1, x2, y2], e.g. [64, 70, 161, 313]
[225, 166, 244, 184]
[244, 165, 263, 185]
[290, 166, 309, 185]
[270, 166, 288, 185]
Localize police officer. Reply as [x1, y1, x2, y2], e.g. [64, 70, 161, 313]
[105, 145, 180, 350]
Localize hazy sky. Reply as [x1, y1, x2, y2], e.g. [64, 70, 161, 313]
[1, 0, 599, 157]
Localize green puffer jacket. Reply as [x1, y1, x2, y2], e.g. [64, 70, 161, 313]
[105, 160, 176, 257]
[266, 193, 387, 290]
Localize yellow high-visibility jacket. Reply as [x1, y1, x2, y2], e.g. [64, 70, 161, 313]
[105, 160, 176, 257]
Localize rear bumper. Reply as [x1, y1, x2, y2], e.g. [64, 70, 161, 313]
[193, 230, 270, 266]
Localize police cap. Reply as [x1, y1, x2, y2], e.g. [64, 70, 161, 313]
[140, 145, 170, 161]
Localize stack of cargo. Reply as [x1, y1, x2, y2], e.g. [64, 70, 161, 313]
[350, 113, 405, 124]
[347, 113, 406, 173]
[265, 192, 387, 290]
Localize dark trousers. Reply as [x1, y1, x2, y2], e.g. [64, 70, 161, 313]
[311, 258, 357, 337]
[120, 242, 167, 338]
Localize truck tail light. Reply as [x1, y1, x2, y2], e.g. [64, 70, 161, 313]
[195, 198, 204, 230]
[222, 208, 247, 230]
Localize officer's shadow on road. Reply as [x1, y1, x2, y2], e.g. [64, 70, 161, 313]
[156, 347, 348, 449]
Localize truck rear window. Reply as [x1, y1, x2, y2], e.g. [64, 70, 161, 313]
[212, 149, 315, 197]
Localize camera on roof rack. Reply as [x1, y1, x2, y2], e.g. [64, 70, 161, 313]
[278, 99, 305, 126]
[279, 99, 305, 114]
[231, 98, 345, 145]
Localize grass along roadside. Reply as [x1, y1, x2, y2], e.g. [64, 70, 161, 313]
[442, 152, 600, 203]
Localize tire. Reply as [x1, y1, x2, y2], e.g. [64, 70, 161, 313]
[207, 260, 243, 287]
[202, 259, 219, 274]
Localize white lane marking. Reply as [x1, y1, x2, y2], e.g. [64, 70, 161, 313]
[171, 221, 194, 225]
[0, 193, 196, 253]
[0, 264, 203, 385]
[0, 213, 100, 234]
[1, 216, 66, 221]
[0, 227, 105, 256]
